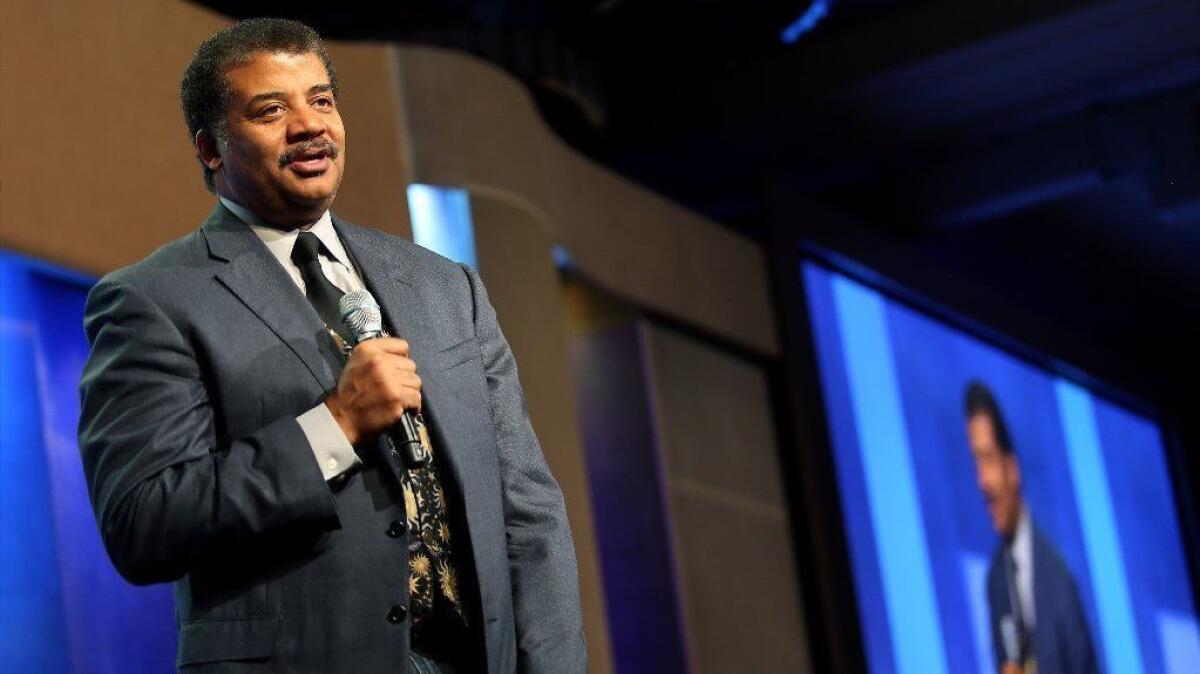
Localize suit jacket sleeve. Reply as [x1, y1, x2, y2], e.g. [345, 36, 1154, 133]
[463, 264, 587, 673]
[78, 277, 340, 586]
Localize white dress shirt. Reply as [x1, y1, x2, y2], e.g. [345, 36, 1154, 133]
[1009, 505, 1036, 630]
[220, 197, 362, 481]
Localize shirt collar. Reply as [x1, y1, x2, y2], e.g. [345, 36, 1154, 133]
[219, 196, 353, 270]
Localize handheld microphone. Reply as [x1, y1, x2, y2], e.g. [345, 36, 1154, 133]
[339, 290, 431, 469]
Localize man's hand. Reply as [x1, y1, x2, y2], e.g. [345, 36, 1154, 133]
[1001, 662, 1024, 674]
[324, 337, 421, 447]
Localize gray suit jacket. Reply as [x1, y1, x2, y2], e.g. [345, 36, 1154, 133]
[78, 204, 586, 673]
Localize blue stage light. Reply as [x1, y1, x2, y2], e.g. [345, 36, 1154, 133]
[781, 0, 832, 44]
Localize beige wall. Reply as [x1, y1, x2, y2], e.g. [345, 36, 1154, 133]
[395, 46, 780, 358]
[0, 0, 409, 274]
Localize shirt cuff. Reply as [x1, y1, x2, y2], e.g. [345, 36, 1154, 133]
[297, 404, 361, 481]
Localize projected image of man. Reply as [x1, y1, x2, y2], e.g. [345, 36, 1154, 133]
[965, 381, 1098, 674]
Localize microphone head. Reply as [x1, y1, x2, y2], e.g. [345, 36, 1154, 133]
[339, 290, 383, 343]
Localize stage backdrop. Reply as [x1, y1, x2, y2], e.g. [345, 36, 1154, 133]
[0, 250, 175, 673]
[803, 259, 1199, 674]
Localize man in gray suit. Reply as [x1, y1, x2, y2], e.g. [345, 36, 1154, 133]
[77, 18, 585, 673]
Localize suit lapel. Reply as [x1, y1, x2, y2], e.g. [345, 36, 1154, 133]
[333, 218, 429, 354]
[202, 204, 339, 392]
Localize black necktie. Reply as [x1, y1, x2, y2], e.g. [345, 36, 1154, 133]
[291, 231, 352, 344]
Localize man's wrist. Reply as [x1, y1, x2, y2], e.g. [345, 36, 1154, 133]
[322, 389, 359, 447]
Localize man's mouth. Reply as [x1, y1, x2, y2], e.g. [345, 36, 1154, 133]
[281, 141, 339, 175]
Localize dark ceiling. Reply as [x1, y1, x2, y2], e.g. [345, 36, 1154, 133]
[196, 0, 1200, 423]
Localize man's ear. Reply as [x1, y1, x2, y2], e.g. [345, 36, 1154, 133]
[195, 128, 222, 171]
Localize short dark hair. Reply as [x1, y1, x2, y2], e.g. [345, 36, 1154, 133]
[964, 380, 1014, 455]
[180, 18, 338, 193]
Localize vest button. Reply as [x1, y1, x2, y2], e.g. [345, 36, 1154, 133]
[387, 605, 407, 625]
[387, 520, 405, 538]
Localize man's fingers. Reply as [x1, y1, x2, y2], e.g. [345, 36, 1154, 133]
[394, 390, 421, 415]
[400, 372, 421, 390]
[379, 371, 421, 400]
[357, 337, 410, 357]
[334, 337, 423, 440]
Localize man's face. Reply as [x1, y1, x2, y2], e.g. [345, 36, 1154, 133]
[967, 413, 1022, 538]
[206, 50, 345, 228]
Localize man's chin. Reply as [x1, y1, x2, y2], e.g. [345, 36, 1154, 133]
[986, 506, 1006, 534]
[283, 182, 339, 210]
[990, 513, 1019, 538]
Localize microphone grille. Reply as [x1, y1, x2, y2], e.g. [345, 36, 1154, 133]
[339, 290, 383, 342]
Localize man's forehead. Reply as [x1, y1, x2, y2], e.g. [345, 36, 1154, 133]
[967, 412, 994, 432]
[225, 51, 330, 94]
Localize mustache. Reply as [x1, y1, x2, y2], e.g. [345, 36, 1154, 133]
[278, 139, 340, 167]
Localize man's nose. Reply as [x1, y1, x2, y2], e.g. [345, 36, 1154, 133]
[288, 106, 326, 140]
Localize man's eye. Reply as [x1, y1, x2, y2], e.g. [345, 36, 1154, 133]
[258, 104, 284, 117]
[313, 97, 335, 109]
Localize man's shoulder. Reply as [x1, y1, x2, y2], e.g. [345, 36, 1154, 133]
[334, 216, 472, 280]
[89, 202, 246, 314]
[81, 226, 219, 341]
[97, 228, 212, 293]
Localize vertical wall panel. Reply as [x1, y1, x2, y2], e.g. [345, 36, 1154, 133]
[569, 323, 689, 674]
[644, 326, 813, 674]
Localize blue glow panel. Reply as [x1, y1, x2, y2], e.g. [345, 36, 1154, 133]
[1158, 611, 1200, 674]
[0, 249, 175, 673]
[1056, 380, 1145, 674]
[961, 553, 996, 674]
[0, 256, 70, 672]
[407, 184, 477, 267]
[831, 276, 949, 674]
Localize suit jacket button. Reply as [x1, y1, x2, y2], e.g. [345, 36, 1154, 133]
[387, 520, 405, 538]
[387, 605, 407, 625]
